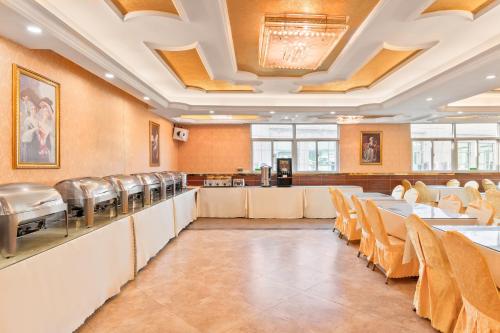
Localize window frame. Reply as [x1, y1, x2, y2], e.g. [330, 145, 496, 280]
[251, 124, 340, 173]
[411, 123, 500, 172]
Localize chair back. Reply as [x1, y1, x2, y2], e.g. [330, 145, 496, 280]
[442, 231, 500, 320]
[391, 185, 404, 200]
[405, 215, 426, 268]
[351, 195, 372, 235]
[464, 180, 479, 189]
[402, 179, 412, 193]
[465, 200, 494, 226]
[465, 186, 482, 203]
[403, 188, 419, 204]
[414, 181, 435, 203]
[336, 190, 353, 221]
[328, 187, 341, 214]
[485, 189, 500, 219]
[438, 194, 463, 213]
[446, 179, 460, 187]
[482, 179, 497, 192]
[365, 200, 390, 246]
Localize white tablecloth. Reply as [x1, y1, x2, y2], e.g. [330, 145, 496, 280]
[0, 217, 135, 333]
[248, 187, 304, 218]
[174, 189, 198, 234]
[303, 186, 363, 218]
[133, 200, 176, 272]
[197, 187, 247, 218]
[427, 186, 470, 206]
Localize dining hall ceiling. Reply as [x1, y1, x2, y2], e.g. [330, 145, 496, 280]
[1, 0, 500, 124]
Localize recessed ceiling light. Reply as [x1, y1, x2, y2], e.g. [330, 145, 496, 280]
[457, 111, 464, 114]
[284, 116, 289, 120]
[209, 110, 215, 114]
[105, 73, 114, 79]
[26, 25, 42, 34]
[486, 74, 496, 80]
[269, 111, 275, 114]
[426, 97, 433, 102]
[295, 114, 299, 118]
[330, 111, 336, 114]
[143, 96, 150, 101]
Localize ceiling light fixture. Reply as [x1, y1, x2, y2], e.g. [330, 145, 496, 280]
[259, 13, 349, 70]
[209, 110, 215, 114]
[330, 111, 336, 114]
[26, 25, 42, 34]
[269, 111, 275, 114]
[143, 96, 150, 101]
[426, 97, 433, 102]
[486, 74, 496, 80]
[336, 115, 363, 124]
[457, 111, 464, 114]
[105, 73, 114, 79]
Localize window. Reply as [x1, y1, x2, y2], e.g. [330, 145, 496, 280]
[411, 123, 500, 172]
[251, 124, 339, 172]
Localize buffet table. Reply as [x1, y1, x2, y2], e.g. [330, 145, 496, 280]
[0, 189, 197, 333]
[196, 185, 363, 219]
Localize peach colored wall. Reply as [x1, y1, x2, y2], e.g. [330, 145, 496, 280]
[0, 36, 177, 185]
[177, 125, 251, 173]
[339, 124, 411, 173]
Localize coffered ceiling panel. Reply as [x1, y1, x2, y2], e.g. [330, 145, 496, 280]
[156, 48, 254, 93]
[109, 0, 179, 16]
[226, 0, 380, 77]
[300, 47, 422, 93]
[423, 0, 496, 15]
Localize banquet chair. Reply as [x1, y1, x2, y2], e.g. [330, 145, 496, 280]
[485, 189, 500, 219]
[442, 231, 500, 332]
[446, 179, 460, 187]
[438, 195, 463, 214]
[391, 185, 405, 200]
[351, 195, 376, 266]
[414, 181, 438, 205]
[403, 188, 419, 204]
[364, 200, 419, 283]
[402, 179, 412, 194]
[406, 215, 462, 333]
[329, 187, 344, 235]
[482, 179, 497, 192]
[465, 186, 482, 204]
[465, 200, 494, 226]
[336, 190, 361, 245]
[464, 180, 480, 190]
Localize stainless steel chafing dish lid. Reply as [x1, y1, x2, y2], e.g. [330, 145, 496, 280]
[163, 171, 182, 181]
[156, 172, 175, 184]
[104, 175, 143, 195]
[133, 173, 161, 187]
[0, 183, 66, 216]
[55, 177, 117, 205]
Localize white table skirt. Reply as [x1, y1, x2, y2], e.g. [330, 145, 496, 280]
[0, 217, 135, 333]
[303, 186, 363, 218]
[133, 199, 176, 272]
[174, 190, 198, 234]
[197, 187, 247, 218]
[248, 187, 304, 218]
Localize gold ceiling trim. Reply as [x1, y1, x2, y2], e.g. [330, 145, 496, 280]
[109, 0, 179, 17]
[300, 47, 422, 93]
[156, 48, 254, 93]
[422, 0, 496, 15]
[226, 0, 380, 78]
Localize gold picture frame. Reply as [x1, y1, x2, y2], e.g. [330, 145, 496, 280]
[149, 121, 160, 166]
[360, 131, 382, 165]
[12, 64, 60, 169]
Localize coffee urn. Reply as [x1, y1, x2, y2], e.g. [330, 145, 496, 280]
[260, 165, 272, 187]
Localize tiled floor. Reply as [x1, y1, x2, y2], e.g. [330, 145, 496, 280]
[77, 225, 435, 333]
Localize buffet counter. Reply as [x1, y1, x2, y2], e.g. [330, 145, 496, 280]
[0, 189, 197, 333]
[197, 186, 363, 219]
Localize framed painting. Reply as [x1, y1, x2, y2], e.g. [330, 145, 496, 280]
[149, 121, 160, 166]
[360, 131, 382, 165]
[12, 64, 60, 168]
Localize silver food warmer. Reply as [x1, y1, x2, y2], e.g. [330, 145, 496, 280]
[0, 183, 68, 257]
[133, 173, 162, 205]
[163, 171, 183, 193]
[154, 172, 175, 199]
[104, 175, 144, 214]
[55, 177, 118, 227]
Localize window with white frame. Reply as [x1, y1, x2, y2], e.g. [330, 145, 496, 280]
[251, 124, 339, 172]
[411, 123, 500, 172]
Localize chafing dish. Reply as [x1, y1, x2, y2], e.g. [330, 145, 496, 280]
[0, 183, 68, 257]
[55, 177, 118, 227]
[154, 172, 175, 199]
[161, 171, 183, 194]
[133, 173, 162, 205]
[204, 175, 232, 187]
[104, 175, 144, 214]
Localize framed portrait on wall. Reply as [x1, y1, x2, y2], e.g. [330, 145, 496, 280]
[149, 121, 160, 166]
[12, 64, 60, 169]
[360, 131, 382, 165]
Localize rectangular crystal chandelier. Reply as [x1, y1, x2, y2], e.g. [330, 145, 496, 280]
[259, 13, 349, 70]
